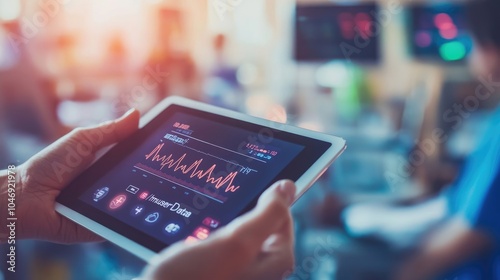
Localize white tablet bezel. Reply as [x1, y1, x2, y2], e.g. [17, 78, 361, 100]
[56, 96, 346, 261]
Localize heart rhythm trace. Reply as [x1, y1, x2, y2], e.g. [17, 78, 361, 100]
[145, 143, 241, 193]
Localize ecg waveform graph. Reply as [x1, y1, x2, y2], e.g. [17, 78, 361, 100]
[143, 143, 240, 194]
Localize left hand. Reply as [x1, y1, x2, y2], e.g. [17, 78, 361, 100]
[13, 109, 140, 243]
[140, 180, 297, 280]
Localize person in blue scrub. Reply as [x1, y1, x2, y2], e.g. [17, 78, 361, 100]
[396, 0, 500, 278]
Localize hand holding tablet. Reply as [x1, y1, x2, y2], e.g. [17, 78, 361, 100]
[1, 109, 140, 244]
[141, 180, 297, 280]
[54, 96, 346, 260]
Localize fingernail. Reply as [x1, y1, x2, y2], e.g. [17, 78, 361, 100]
[277, 180, 296, 206]
[120, 108, 136, 119]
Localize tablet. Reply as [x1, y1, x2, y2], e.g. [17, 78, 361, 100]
[56, 96, 346, 261]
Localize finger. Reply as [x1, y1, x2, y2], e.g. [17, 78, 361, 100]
[220, 180, 296, 253]
[28, 108, 140, 187]
[71, 108, 141, 152]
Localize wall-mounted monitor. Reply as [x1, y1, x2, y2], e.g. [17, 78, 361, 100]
[409, 3, 473, 63]
[294, 3, 380, 63]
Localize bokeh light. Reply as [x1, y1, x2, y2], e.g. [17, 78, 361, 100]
[0, 0, 21, 21]
[439, 41, 466, 61]
[415, 31, 432, 48]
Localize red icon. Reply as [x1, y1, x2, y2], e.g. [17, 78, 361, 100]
[193, 227, 210, 240]
[109, 194, 127, 210]
[202, 217, 220, 229]
[185, 236, 198, 244]
[139, 192, 149, 200]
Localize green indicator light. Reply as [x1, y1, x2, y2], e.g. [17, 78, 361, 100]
[439, 41, 466, 61]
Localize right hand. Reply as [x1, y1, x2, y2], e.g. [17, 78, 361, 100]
[141, 180, 297, 280]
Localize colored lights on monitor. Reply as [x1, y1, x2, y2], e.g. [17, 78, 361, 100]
[411, 4, 470, 62]
[338, 12, 373, 40]
[414, 11, 460, 47]
[415, 31, 432, 48]
[434, 13, 458, 40]
[440, 41, 466, 61]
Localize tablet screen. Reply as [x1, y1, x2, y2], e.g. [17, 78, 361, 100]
[79, 110, 304, 245]
[58, 104, 332, 252]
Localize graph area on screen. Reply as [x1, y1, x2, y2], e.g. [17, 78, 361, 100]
[133, 119, 281, 204]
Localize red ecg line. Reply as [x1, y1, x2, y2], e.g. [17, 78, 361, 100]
[145, 143, 240, 193]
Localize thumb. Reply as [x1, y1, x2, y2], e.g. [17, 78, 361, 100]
[222, 180, 296, 252]
[29, 108, 140, 187]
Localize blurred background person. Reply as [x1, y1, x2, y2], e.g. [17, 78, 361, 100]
[0, 21, 66, 166]
[202, 33, 245, 110]
[392, 1, 500, 278]
[314, 1, 500, 279]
